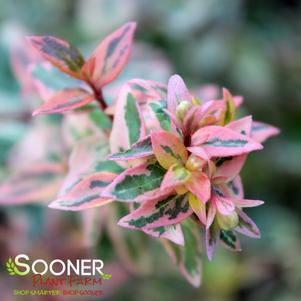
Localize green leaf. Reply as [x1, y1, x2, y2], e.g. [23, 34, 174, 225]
[149, 100, 172, 132]
[119, 194, 191, 229]
[109, 136, 153, 160]
[110, 163, 165, 201]
[125, 93, 141, 144]
[94, 161, 124, 173]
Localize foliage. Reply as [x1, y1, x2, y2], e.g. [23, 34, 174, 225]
[0, 21, 279, 288]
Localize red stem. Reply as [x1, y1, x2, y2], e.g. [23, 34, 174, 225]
[88, 81, 113, 121]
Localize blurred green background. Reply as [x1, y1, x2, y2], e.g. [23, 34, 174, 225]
[0, 0, 301, 300]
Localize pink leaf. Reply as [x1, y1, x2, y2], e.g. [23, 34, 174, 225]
[251, 121, 280, 143]
[191, 125, 263, 158]
[0, 162, 64, 205]
[233, 96, 244, 107]
[232, 198, 264, 208]
[194, 84, 219, 102]
[214, 195, 235, 215]
[214, 155, 247, 182]
[151, 131, 188, 170]
[186, 100, 225, 133]
[142, 224, 185, 246]
[206, 202, 217, 229]
[10, 37, 42, 95]
[220, 176, 244, 200]
[59, 136, 109, 195]
[235, 209, 261, 238]
[226, 116, 253, 136]
[167, 74, 192, 115]
[82, 22, 136, 89]
[205, 225, 219, 261]
[161, 164, 190, 191]
[49, 172, 116, 211]
[32, 88, 95, 115]
[186, 146, 209, 161]
[188, 193, 206, 225]
[185, 171, 211, 203]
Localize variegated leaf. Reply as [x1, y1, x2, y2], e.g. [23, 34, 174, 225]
[151, 131, 188, 170]
[220, 176, 244, 200]
[109, 136, 153, 161]
[142, 224, 185, 246]
[161, 164, 190, 191]
[161, 219, 202, 287]
[110, 85, 145, 153]
[0, 162, 64, 205]
[214, 155, 247, 182]
[148, 100, 172, 132]
[251, 121, 280, 143]
[226, 116, 252, 136]
[235, 209, 261, 238]
[205, 221, 220, 261]
[62, 111, 107, 149]
[221, 88, 236, 125]
[32, 88, 95, 115]
[185, 171, 211, 203]
[214, 195, 235, 216]
[82, 22, 136, 88]
[118, 194, 191, 230]
[220, 229, 241, 251]
[102, 163, 170, 202]
[191, 125, 263, 158]
[27, 35, 85, 78]
[188, 192, 206, 225]
[59, 136, 109, 195]
[49, 172, 116, 211]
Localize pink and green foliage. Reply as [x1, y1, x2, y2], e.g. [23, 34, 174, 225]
[1, 22, 280, 287]
[27, 22, 136, 114]
[106, 73, 279, 285]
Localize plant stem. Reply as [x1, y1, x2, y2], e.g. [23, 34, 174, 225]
[89, 81, 113, 121]
[91, 84, 107, 110]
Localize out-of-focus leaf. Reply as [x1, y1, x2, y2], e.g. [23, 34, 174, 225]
[162, 219, 202, 287]
[27, 35, 85, 78]
[32, 88, 95, 116]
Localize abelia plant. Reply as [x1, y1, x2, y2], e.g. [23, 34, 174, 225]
[1, 22, 279, 287]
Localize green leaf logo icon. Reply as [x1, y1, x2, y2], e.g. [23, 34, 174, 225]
[6, 257, 16, 276]
[99, 271, 112, 280]
[6, 257, 22, 276]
